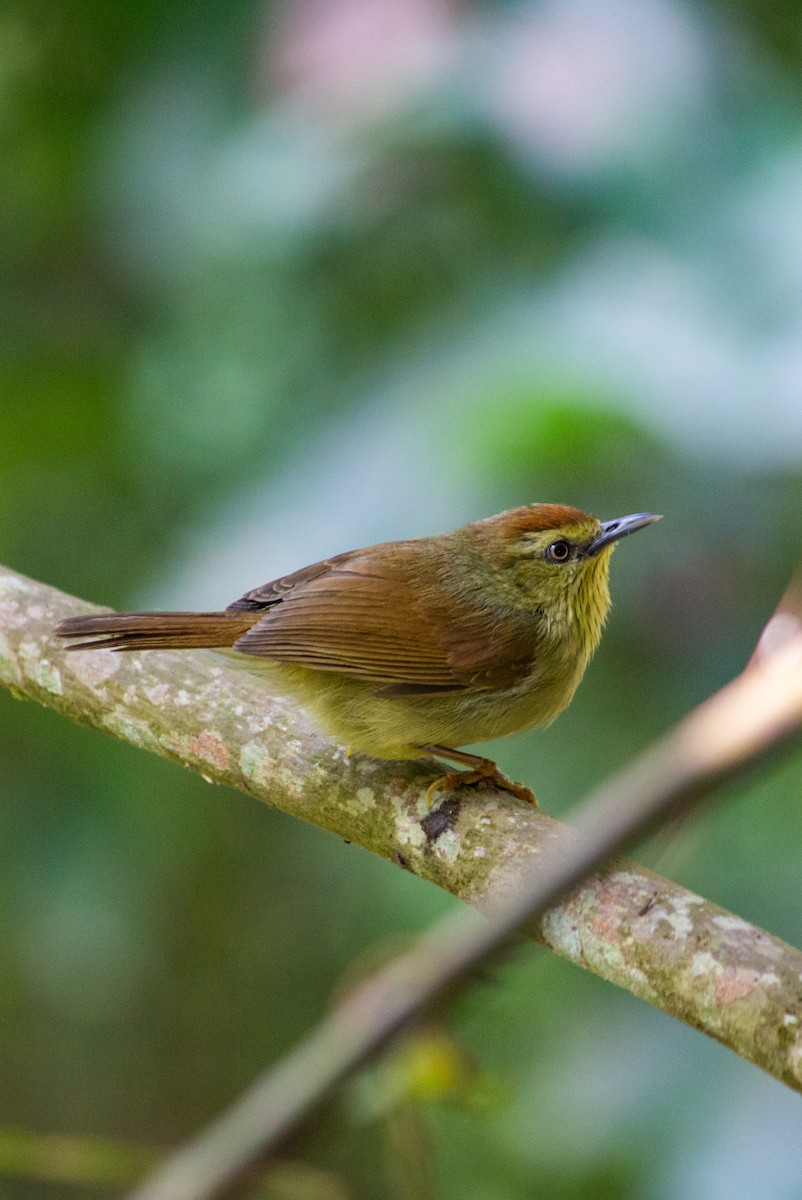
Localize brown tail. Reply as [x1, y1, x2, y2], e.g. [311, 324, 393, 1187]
[55, 611, 258, 652]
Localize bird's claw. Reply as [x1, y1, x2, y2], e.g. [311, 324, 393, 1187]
[425, 766, 538, 809]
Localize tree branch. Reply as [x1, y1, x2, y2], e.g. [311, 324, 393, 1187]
[2, 563, 802, 1197]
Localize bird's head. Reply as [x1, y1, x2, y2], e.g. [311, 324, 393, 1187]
[478, 503, 661, 644]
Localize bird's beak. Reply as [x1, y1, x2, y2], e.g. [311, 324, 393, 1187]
[587, 512, 662, 556]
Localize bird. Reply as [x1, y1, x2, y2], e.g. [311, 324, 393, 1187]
[55, 504, 660, 806]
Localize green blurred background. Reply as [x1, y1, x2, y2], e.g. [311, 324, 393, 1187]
[2, 0, 802, 1196]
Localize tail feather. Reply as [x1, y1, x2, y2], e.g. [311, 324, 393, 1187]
[55, 611, 258, 652]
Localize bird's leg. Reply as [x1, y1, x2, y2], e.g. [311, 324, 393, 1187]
[417, 744, 538, 808]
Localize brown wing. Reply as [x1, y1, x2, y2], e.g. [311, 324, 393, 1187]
[228, 546, 539, 695]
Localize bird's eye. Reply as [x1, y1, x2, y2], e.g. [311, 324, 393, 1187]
[546, 540, 571, 563]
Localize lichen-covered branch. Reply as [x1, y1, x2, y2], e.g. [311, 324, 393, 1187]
[3, 563, 802, 1116]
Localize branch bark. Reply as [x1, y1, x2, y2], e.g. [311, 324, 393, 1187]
[3, 563, 802, 1190]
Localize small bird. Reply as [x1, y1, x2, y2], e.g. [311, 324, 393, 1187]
[56, 505, 660, 806]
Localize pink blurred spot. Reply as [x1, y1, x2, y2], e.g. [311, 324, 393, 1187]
[267, 0, 459, 120]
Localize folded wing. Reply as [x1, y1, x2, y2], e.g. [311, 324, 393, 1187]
[229, 547, 538, 695]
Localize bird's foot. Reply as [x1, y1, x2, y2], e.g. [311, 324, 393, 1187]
[482, 766, 538, 807]
[423, 758, 538, 809]
[425, 769, 482, 808]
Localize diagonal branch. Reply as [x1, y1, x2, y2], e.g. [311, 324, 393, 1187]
[2, 564, 802, 1198]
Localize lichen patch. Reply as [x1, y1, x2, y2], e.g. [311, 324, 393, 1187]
[18, 642, 62, 695]
[390, 794, 426, 849]
[0, 574, 30, 601]
[36, 659, 63, 695]
[103, 707, 159, 751]
[542, 907, 583, 963]
[0, 631, 22, 685]
[185, 730, 230, 771]
[713, 967, 760, 1005]
[65, 648, 121, 687]
[632, 895, 696, 943]
[240, 740, 274, 789]
[431, 828, 462, 863]
[712, 914, 754, 936]
[690, 951, 719, 978]
[342, 786, 376, 816]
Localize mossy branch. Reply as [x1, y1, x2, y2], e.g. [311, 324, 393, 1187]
[3, 563, 802, 1163]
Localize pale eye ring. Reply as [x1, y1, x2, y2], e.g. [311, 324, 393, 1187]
[546, 539, 571, 563]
